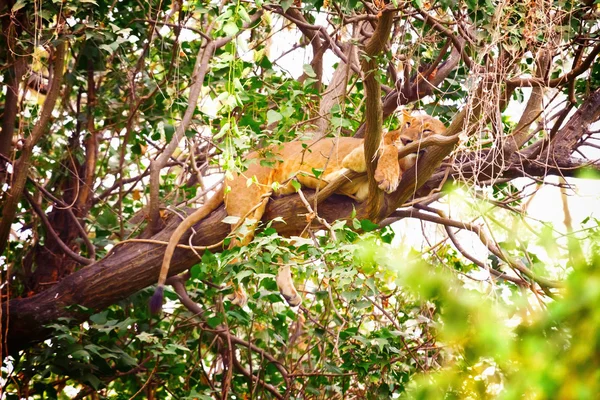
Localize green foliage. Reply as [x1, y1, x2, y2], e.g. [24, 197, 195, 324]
[403, 227, 600, 399]
[2, 0, 600, 398]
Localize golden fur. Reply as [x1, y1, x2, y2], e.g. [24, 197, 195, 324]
[150, 113, 446, 311]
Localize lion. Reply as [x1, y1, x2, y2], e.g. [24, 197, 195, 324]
[150, 112, 446, 312]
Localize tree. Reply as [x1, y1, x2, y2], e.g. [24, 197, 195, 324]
[1, 0, 600, 398]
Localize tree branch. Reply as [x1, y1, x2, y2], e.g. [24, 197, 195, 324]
[0, 39, 67, 256]
[508, 41, 600, 88]
[361, 8, 396, 221]
[23, 192, 93, 266]
[5, 141, 595, 355]
[147, 11, 263, 233]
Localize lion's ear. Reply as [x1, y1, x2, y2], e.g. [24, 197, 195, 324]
[401, 109, 413, 126]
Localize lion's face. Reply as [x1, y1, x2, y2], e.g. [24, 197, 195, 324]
[384, 113, 446, 171]
[398, 114, 446, 145]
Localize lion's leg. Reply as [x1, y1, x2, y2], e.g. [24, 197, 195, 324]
[227, 194, 272, 306]
[373, 144, 401, 193]
[224, 170, 274, 306]
[342, 142, 401, 193]
[341, 145, 367, 172]
[276, 265, 301, 306]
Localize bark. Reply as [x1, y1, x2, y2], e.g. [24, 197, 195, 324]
[547, 88, 600, 159]
[5, 93, 599, 353]
[77, 62, 98, 211]
[0, 1, 26, 159]
[0, 57, 25, 158]
[361, 9, 396, 222]
[313, 42, 357, 138]
[2, 192, 359, 355]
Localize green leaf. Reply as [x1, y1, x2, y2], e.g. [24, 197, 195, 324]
[99, 44, 114, 54]
[223, 21, 239, 36]
[303, 64, 316, 78]
[266, 110, 282, 125]
[11, 0, 27, 12]
[380, 225, 395, 244]
[83, 373, 102, 390]
[75, 349, 92, 359]
[291, 180, 301, 192]
[260, 159, 276, 168]
[136, 332, 158, 343]
[89, 311, 109, 324]
[280, 0, 293, 11]
[97, 209, 118, 228]
[312, 168, 324, 179]
[206, 314, 223, 328]
[164, 123, 175, 142]
[131, 143, 142, 155]
[360, 219, 379, 232]
[342, 290, 361, 301]
[238, 6, 251, 23]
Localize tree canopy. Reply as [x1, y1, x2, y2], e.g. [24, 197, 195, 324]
[1, 0, 600, 398]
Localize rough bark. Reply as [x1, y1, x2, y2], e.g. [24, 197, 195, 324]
[361, 9, 396, 222]
[0, 58, 25, 158]
[5, 92, 600, 354]
[313, 43, 357, 138]
[2, 192, 358, 355]
[0, 0, 26, 159]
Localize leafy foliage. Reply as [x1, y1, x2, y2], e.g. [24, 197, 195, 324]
[2, 0, 600, 398]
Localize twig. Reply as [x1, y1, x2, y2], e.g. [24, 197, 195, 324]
[167, 277, 291, 388]
[232, 353, 284, 399]
[296, 187, 336, 241]
[23, 191, 93, 266]
[363, 296, 426, 372]
[28, 178, 96, 259]
[409, 205, 561, 289]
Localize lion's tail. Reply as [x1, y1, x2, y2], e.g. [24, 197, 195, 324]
[150, 185, 225, 313]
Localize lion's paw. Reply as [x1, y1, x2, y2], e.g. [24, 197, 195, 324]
[374, 168, 399, 193]
[276, 266, 302, 307]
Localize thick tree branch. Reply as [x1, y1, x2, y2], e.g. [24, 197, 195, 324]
[547, 87, 600, 159]
[0, 6, 27, 159]
[361, 8, 396, 221]
[1, 191, 356, 355]
[6, 139, 596, 355]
